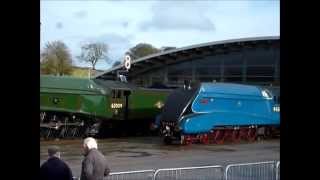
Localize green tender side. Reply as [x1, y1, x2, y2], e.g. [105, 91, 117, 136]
[128, 88, 170, 120]
[40, 75, 113, 118]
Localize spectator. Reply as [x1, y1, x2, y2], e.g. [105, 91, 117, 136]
[80, 137, 110, 180]
[40, 146, 73, 180]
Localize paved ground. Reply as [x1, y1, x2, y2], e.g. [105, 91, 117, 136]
[40, 136, 279, 178]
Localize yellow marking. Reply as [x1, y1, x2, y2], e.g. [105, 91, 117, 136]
[154, 101, 164, 109]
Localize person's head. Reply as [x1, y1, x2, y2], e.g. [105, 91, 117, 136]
[83, 137, 98, 155]
[48, 146, 60, 159]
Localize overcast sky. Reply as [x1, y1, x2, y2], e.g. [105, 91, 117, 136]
[40, 0, 280, 70]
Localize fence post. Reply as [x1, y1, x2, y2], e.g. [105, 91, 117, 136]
[276, 161, 280, 180]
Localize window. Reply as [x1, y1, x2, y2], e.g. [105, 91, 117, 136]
[151, 76, 164, 85]
[168, 63, 192, 76]
[132, 78, 143, 86]
[196, 76, 214, 82]
[246, 77, 274, 84]
[195, 66, 220, 76]
[224, 66, 242, 76]
[245, 48, 276, 66]
[247, 66, 275, 77]
[148, 68, 165, 77]
[117, 90, 122, 98]
[222, 52, 243, 66]
[168, 76, 192, 86]
[196, 56, 222, 66]
[261, 89, 273, 99]
[112, 90, 116, 98]
[224, 76, 243, 83]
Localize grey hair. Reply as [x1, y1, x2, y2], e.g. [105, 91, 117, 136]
[48, 146, 60, 158]
[83, 137, 98, 150]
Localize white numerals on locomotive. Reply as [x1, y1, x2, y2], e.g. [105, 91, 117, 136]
[111, 103, 123, 109]
[273, 106, 280, 112]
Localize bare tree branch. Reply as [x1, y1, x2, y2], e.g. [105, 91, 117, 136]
[78, 42, 109, 70]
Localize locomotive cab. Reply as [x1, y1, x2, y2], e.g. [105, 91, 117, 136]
[110, 88, 131, 120]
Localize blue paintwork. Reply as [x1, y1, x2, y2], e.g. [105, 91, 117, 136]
[179, 83, 280, 134]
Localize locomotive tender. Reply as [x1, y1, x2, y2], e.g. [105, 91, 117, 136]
[160, 82, 280, 144]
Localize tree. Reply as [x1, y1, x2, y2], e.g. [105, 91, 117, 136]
[41, 41, 73, 76]
[127, 43, 160, 60]
[77, 42, 109, 70]
[160, 46, 176, 52]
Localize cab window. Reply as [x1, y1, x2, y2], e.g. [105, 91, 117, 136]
[117, 90, 122, 98]
[112, 90, 116, 98]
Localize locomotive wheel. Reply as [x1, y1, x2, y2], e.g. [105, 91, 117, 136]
[264, 127, 272, 139]
[164, 136, 172, 145]
[184, 135, 192, 145]
[213, 130, 225, 144]
[184, 135, 194, 145]
[70, 127, 78, 138]
[59, 127, 67, 138]
[224, 129, 234, 142]
[200, 134, 209, 144]
[239, 128, 248, 141]
[247, 128, 257, 142]
[46, 129, 52, 139]
[231, 129, 241, 143]
[64, 127, 71, 138]
[52, 129, 60, 139]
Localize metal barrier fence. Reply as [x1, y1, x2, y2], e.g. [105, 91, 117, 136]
[73, 161, 280, 180]
[105, 169, 155, 180]
[225, 161, 277, 180]
[276, 161, 280, 180]
[153, 165, 224, 180]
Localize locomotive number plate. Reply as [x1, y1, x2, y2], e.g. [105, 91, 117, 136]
[111, 103, 123, 109]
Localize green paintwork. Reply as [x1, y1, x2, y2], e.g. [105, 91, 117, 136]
[41, 75, 107, 94]
[128, 89, 169, 120]
[40, 75, 172, 121]
[40, 75, 112, 118]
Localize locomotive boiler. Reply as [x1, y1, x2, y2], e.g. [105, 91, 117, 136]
[159, 82, 280, 144]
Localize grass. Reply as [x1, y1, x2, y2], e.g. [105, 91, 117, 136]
[40, 66, 104, 78]
[71, 67, 90, 78]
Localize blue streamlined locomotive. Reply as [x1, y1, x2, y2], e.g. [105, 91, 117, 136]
[159, 83, 280, 144]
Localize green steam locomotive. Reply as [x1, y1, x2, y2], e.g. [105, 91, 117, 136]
[40, 75, 171, 139]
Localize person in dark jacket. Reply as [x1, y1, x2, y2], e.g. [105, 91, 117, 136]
[40, 146, 73, 180]
[80, 137, 110, 180]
